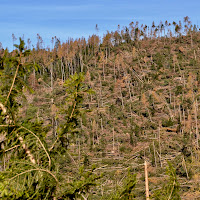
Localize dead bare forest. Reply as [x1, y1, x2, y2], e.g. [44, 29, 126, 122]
[0, 17, 200, 199]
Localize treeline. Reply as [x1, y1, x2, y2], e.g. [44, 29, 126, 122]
[0, 17, 197, 89]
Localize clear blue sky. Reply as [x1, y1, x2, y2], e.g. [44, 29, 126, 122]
[1, 0, 200, 50]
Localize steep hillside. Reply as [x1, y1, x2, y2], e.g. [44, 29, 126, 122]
[1, 21, 200, 199]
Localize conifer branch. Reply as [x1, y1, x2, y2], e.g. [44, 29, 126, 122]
[70, 100, 77, 119]
[0, 125, 16, 127]
[9, 168, 59, 185]
[168, 180, 176, 200]
[49, 137, 59, 152]
[5, 145, 20, 152]
[69, 91, 78, 119]
[49, 90, 78, 152]
[5, 53, 21, 105]
[17, 133, 36, 164]
[20, 126, 51, 168]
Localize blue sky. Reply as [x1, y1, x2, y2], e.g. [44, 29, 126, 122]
[1, 0, 200, 50]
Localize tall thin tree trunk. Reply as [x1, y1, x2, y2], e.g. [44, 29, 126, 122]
[50, 63, 53, 90]
[194, 99, 199, 148]
[145, 161, 150, 200]
[112, 127, 115, 153]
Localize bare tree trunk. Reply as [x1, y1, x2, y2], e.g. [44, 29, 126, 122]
[158, 124, 162, 167]
[61, 58, 65, 82]
[145, 161, 150, 200]
[112, 127, 115, 153]
[98, 73, 103, 107]
[105, 47, 107, 63]
[194, 99, 199, 148]
[33, 68, 36, 88]
[194, 50, 197, 60]
[153, 141, 157, 167]
[182, 156, 189, 179]
[50, 63, 53, 90]
[101, 118, 103, 135]
[183, 109, 186, 131]
[113, 64, 116, 82]
[103, 63, 105, 81]
[78, 136, 81, 163]
[119, 87, 124, 109]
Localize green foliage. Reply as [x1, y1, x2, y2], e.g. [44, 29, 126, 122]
[0, 38, 99, 199]
[83, 154, 90, 167]
[153, 162, 181, 200]
[162, 118, 174, 127]
[0, 163, 57, 199]
[60, 165, 102, 199]
[0, 37, 33, 118]
[175, 85, 183, 96]
[111, 170, 136, 200]
[51, 72, 94, 153]
[0, 122, 55, 199]
[133, 124, 141, 137]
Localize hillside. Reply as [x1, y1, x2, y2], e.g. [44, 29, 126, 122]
[0, 19, 200, 199]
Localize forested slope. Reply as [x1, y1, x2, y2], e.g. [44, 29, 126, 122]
[0, 18, 200, 199]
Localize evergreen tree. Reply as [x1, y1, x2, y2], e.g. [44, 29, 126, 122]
[0, 39, 99, 199]
[153, 162, 181, 200]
